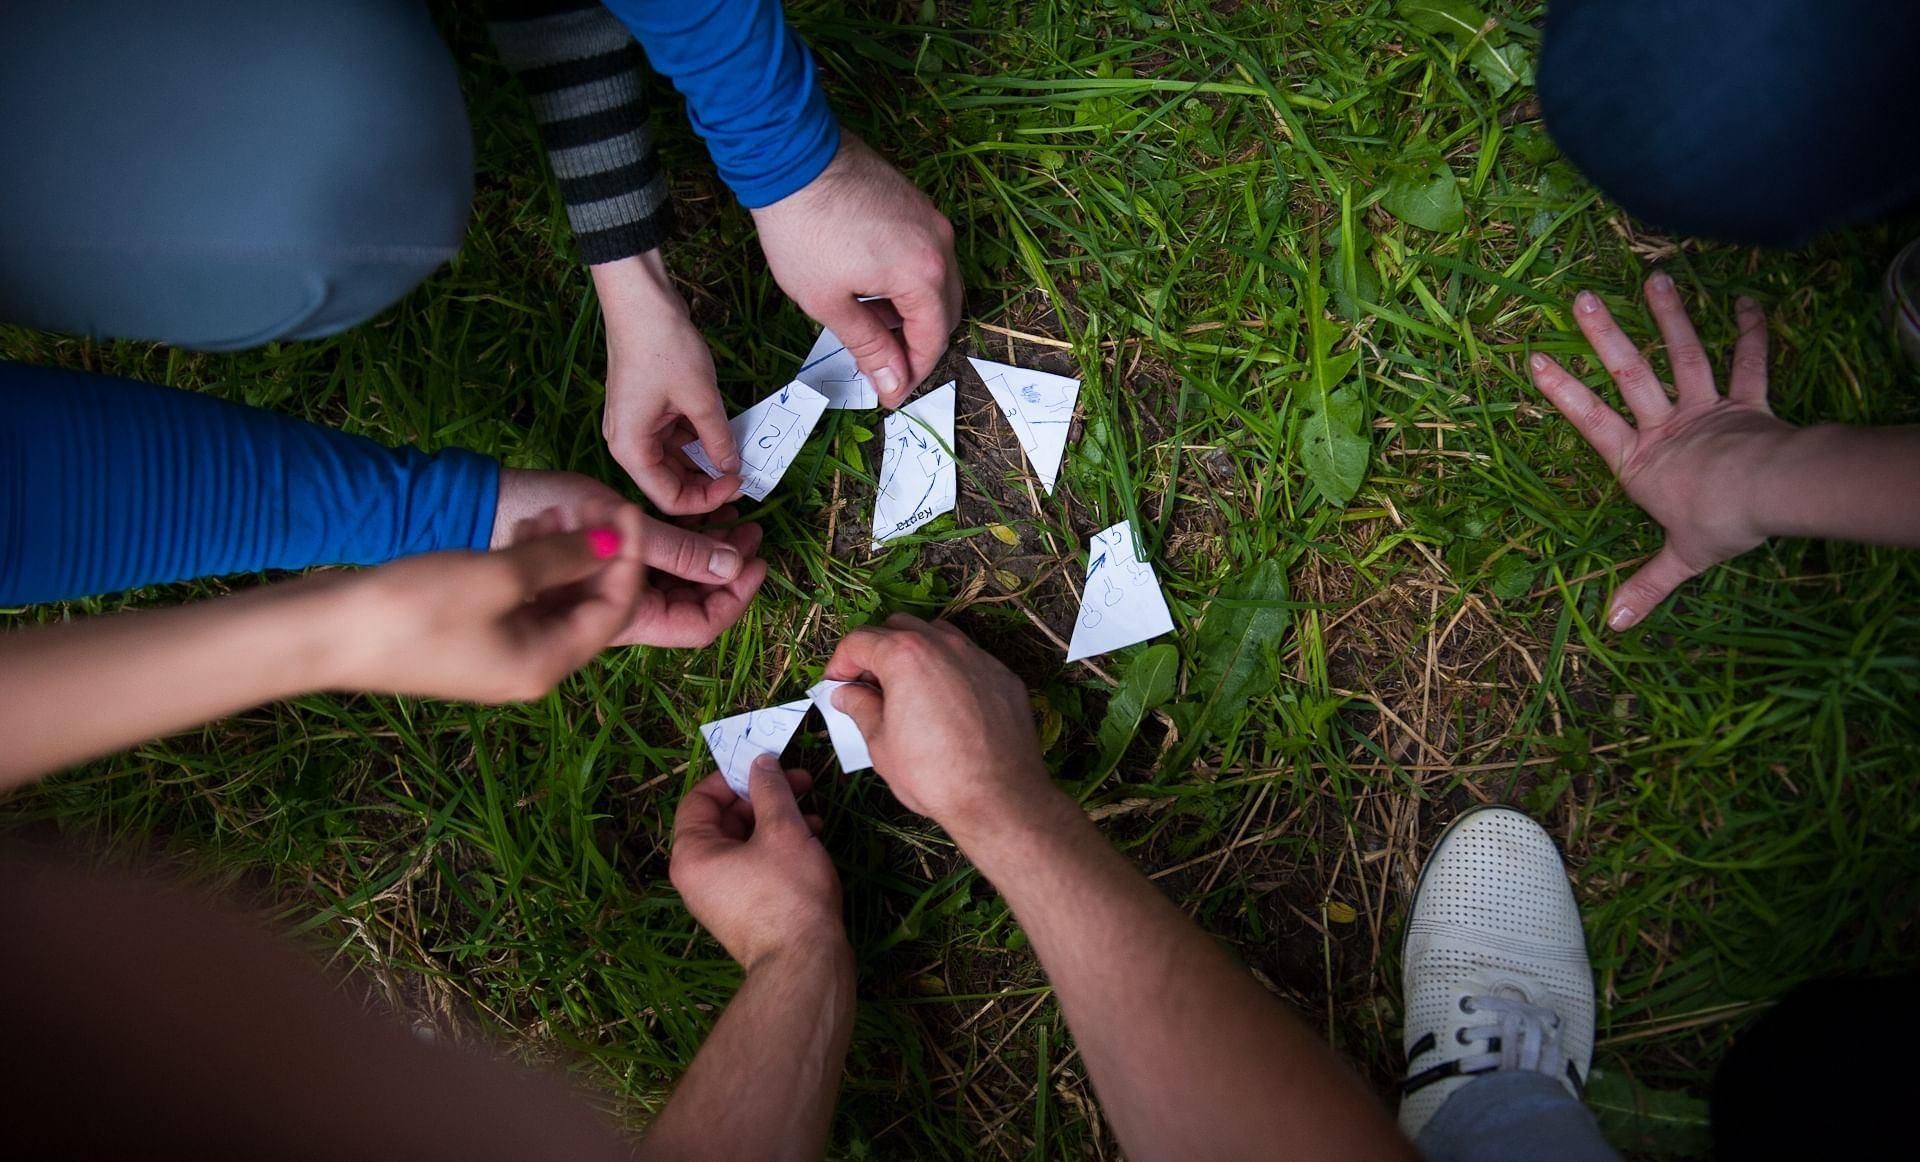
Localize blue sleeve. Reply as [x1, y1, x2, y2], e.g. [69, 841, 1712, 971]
[602, 0, 840, 207]
[0, 363, 500, 606]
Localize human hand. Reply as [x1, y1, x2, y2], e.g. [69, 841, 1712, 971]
[335, 501, 647, 701]
[822, 615, 1054, 833]
[508, 503, 768, 649]
[752, 133, 961, 408]
[594, 253, 743, 513]
[1529, 274, 1793, 630]
[669, 757, 842, 970]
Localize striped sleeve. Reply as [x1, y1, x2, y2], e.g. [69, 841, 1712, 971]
[487, 0, 675, 264]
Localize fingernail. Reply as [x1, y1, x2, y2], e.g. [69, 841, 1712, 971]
[1576, 291, 1600, 313]
[1528, 352, 1549, 371]
[708, 544, 741, 580]
[1607, 604, 1635, 630]
[586, 527, 621, 560]
[1649, 271, 1673, 292]
[751, 753, 783, 775]
[1736, 295, 1758, 311]
[873, 364, 902, 400]
[720, 453, 741, 474]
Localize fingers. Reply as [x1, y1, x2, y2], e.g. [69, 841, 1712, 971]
[617, 553, 768, 648]
[1727, 296, 1772, 409]
[745, 755, 806, 834]
[892, 252, 961, 390]
[1528, 352, 1635, 474]
[818, 300, 911, 407]
[1606, 544, 1700, 631]
[501, 517, 635, 599]
[1574, 290, 1672, 424]
[1644, 273, 1716, 406]
[673, 771, 740, 851]
[824, 625, 894, 682]
[830, 681, 884, 739]
[536, 507, 648, 667]
[638, 514, 745, 584]
[685, 390, 741, 477]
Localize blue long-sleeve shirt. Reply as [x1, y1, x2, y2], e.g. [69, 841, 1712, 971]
[605, 0, 840, 207]
[0, 364, 499, 605]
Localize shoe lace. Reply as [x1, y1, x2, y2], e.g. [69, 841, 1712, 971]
[1455, 992, 1568, 1080]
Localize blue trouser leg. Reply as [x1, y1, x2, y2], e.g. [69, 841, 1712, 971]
[1414, 1072, 1620, 1162]
[0, 0, 472, 350]
[1539, 0, 1920, 248]
[0, 363, 499, 605]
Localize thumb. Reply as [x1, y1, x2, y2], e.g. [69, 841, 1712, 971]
[638, 515, 744, 583]
[831, 682, 884, 742]
[747, 755, 805, 834]
[1606, 544, 1699, 631]
[685, 386, 740, 476]
[501, 524, 626, 598]
[817, 301, 909, 407]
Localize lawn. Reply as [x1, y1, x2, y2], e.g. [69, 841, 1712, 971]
[5, 2, 1918, 1157]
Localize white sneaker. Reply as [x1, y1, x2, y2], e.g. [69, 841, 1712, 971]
[1397, 805, 1595, 1139]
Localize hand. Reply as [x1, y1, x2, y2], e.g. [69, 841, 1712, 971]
[335, 501, 648, 702]
[669, 757, 842, 970]
[1529, 275, 1793, 630]
[508, 504, 769, 649]
[823, 614, 1053, 832]
[752, 133, 962, 408]
[594, 253, 743, 513]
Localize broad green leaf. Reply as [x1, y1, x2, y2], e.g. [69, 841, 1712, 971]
[1301, 382, 1369, 506]
[1382, 162, 1466, 232]
[1586, 1069, 1711, 1158]
[1397, 0, 1488, 41]
[1490, 555, 1538, 600]
[1093, 643, 1179, 777]
[1470, 40, 1534, 97]
[1164, 558, 1291, 774]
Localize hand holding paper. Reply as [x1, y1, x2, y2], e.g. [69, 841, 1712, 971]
[684, 381, 830, 501]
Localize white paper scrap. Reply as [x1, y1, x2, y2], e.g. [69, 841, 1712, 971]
[871, 381, 957, 550]
[807, 680, 873, 772]
[967, 356, 1080, 494]
[795, 326, 878, 410]
[698, 699, 812, 798]
[1065, 521, 1175, 662]
[683, 380, 831, 501]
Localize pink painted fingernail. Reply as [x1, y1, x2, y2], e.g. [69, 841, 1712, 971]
[586, 527, 621, 560]
[1607, 604, 1635, 630]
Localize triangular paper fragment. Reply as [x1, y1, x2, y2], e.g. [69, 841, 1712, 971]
[795, 326, 878, 409]
[871, 382, 957, 550]
[807, 680, 873, 772]
[683, 380, 830, 501]
[967, 356, 1080, 494]
[698, 699, 812, 797]
[1065, 520, 1175, 662]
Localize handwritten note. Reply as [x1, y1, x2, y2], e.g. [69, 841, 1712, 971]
[967, 356, 1080, 494]
[795, 326, 878, 410]
[684, 380, 830, 501]
[698, 699, 812, 798]
[806, 680, 873, 772]
[872, 381, 957, 550]
[1065, 520, 1175, 662]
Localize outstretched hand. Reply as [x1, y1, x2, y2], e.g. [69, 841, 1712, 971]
[669, 757, 841, 970]
[1529, 275, 1793, 630]
[752, 134, 961, 408]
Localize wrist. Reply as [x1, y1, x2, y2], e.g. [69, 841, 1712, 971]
[1732, 422, 1822, 541]
[743, 931, 855, 980]
[590, 250, 688, 322]
[942, 777, 1082, 863]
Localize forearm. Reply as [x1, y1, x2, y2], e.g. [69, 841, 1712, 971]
[1746, 423, 1920, 546]
[0, 363, 499, 605]
[641, 941, 855, 1161]
[952, 790, 1409, 1161]
[0, 575, 354, 787]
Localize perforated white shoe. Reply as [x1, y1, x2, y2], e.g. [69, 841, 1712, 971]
[1397, 805, 1595, 1139]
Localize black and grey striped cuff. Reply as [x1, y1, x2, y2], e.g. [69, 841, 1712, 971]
[488, 1, 675, 264]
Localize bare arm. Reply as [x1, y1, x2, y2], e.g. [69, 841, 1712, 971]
[654, 759, 854, 1161]
[827, 617, 1411, 1161]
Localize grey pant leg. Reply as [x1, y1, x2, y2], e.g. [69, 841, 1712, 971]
[0, 1, 471, 351]
[1416, 1073, 1620, 1162]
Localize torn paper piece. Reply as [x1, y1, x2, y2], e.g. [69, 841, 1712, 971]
[684, 380, 830, 501]
[967, 356, 1080, 494]
[699, 699, 812, 797]
[796, 326, 878, 410]
[1066, 520, 1175, 662]
[872, 381, 957, 550]
[807, 680, 873, 772]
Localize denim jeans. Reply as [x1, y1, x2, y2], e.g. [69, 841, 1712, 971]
[0, 0, 471, 350]
[1417, 1072, 1620, 1162]
[1539, 0, 1920, 247]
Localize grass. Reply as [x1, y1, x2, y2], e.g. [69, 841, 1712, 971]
[5, 1, 1919, 1156]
